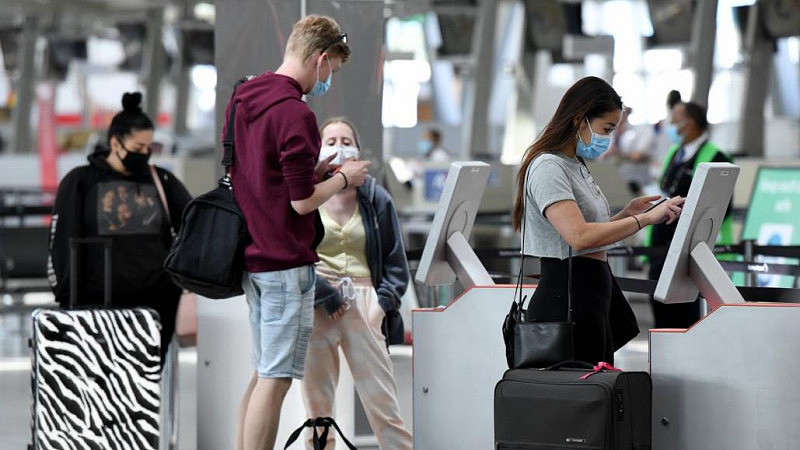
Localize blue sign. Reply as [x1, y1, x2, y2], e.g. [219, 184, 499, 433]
[424, 169, 448, 202]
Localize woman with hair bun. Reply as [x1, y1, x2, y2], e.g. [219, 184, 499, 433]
[48, 92, 192, 363]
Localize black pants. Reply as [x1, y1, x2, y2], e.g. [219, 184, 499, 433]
[526, 257, 615, 365]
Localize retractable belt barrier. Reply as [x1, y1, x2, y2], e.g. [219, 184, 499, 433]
[407, 244, 800, 265]
[0, 188, 56, 218]
[407, 244, 800, 302]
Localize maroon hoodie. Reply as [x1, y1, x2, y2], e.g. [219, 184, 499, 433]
[224, 72, 323, 272]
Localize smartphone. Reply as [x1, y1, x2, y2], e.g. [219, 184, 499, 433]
[643, 197, 668, 213]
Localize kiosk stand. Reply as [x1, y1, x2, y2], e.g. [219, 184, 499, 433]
[413, 162, 521, 448]
[650, 303, 800, 449]
[650, 163, 800, 449]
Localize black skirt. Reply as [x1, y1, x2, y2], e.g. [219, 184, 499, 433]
[526, 256, 615, 365]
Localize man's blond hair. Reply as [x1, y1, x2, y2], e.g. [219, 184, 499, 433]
[286, 15, 351, 63]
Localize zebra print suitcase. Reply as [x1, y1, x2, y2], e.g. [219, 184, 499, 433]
[30, 238, 162, 450]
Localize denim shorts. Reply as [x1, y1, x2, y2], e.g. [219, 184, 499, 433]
[242, 265, 316, 379]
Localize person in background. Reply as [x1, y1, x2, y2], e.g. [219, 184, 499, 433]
[647, 101, 733, 329]
[513, 76, 684, 364]
[225, 15, 370, 450]
[649, 90, 683, 178]
[303, 117, 412, 449]
[47, 92, 191, 364]
[418, 128, 450, 162]
[607, 91, 683, 192]
[606, 106, 653, 196]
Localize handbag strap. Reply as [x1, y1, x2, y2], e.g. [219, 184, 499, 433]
[219, 75, 291, 190]
[221, 77, 251, 171]
[518, 164, 573, 323]
[149, 165, 175, 238]
[567, 246, 572, 323]
[284, 417, 357, 450]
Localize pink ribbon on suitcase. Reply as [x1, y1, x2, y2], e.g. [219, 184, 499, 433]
[579, 362, 622, 380]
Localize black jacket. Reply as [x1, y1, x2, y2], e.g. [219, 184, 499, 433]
[47, 148, 192, 309]
[315, 176, 410, 345]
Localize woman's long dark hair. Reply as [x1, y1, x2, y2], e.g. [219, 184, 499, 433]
[512, 76, 622, 231]
[107, 92, 154, 146]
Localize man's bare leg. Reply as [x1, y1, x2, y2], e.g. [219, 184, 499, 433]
[235, 373, 258, 450]
[242, 377, 293, 450]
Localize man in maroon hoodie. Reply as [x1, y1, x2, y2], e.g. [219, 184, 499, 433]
[226, 15, 370, 450]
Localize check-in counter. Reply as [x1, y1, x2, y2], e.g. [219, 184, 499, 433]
[196, 295, 413, 449]
[412, 285, 535, 449]
[650, 303, 800, 450]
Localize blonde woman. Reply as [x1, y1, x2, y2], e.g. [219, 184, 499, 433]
[303, 117, 412, 449]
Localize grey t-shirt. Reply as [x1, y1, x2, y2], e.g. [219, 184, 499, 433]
[522, 152, 617, 259]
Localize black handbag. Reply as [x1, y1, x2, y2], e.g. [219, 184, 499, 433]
[502, 190, 574, 369]
[284, 417, 357, 450]
[163, 78, 250, 299]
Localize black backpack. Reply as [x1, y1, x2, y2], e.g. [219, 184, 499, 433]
[164, 79, 249, 299]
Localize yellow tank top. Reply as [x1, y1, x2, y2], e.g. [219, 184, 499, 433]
[316, 206, 371, 278]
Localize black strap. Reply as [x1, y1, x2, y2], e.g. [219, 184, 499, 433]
[566, 247, 572, 323]
[149, 165, 175, 238]
[517, 166, 572, 323]
[221, 77, 251, 170]
[614, 275, 800, 303]
[284, 417, 357, 450]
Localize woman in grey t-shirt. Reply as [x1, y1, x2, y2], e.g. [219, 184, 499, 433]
[511, 77, 685, 364]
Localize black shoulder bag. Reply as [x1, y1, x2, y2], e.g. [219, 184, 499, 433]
[502, 172, 575, 369]
[163, 78, 250, 299]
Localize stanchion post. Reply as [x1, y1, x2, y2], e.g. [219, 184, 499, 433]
[744, 240, 755, 287]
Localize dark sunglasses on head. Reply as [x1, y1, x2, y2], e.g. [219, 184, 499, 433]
[322, 33, 347, 51]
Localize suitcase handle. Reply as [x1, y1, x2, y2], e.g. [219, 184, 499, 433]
[545, 360, 594, 371]
[69, 237, 112, 309]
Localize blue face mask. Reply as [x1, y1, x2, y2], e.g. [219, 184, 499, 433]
[418, 140, 433, 155]
[576, 118, 612, 159]
[666, 123, 683, 144]
[308, 57, 332, 97]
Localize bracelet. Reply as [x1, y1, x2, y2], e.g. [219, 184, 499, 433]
[338, 171, 348, 190]
[633, 215, 642, 230]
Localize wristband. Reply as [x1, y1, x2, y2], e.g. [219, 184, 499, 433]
[633, 215, 642, 230]
[339, 171, 348, 190]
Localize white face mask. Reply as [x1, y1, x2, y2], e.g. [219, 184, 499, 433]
[319, 145, 360, 166]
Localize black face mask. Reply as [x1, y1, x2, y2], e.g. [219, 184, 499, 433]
[118, 145, 151, 175]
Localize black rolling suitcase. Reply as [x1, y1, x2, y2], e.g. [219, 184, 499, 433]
[30, 238, 162, 450]
[494, 361, 651, 450]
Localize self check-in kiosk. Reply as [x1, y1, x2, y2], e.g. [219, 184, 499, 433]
[415, 161, 494, 288]
[649, 163, 800, 449]
[413, 161, 800, 450]
[653, 163, 745, 309]
[413, 161, 527, 449]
